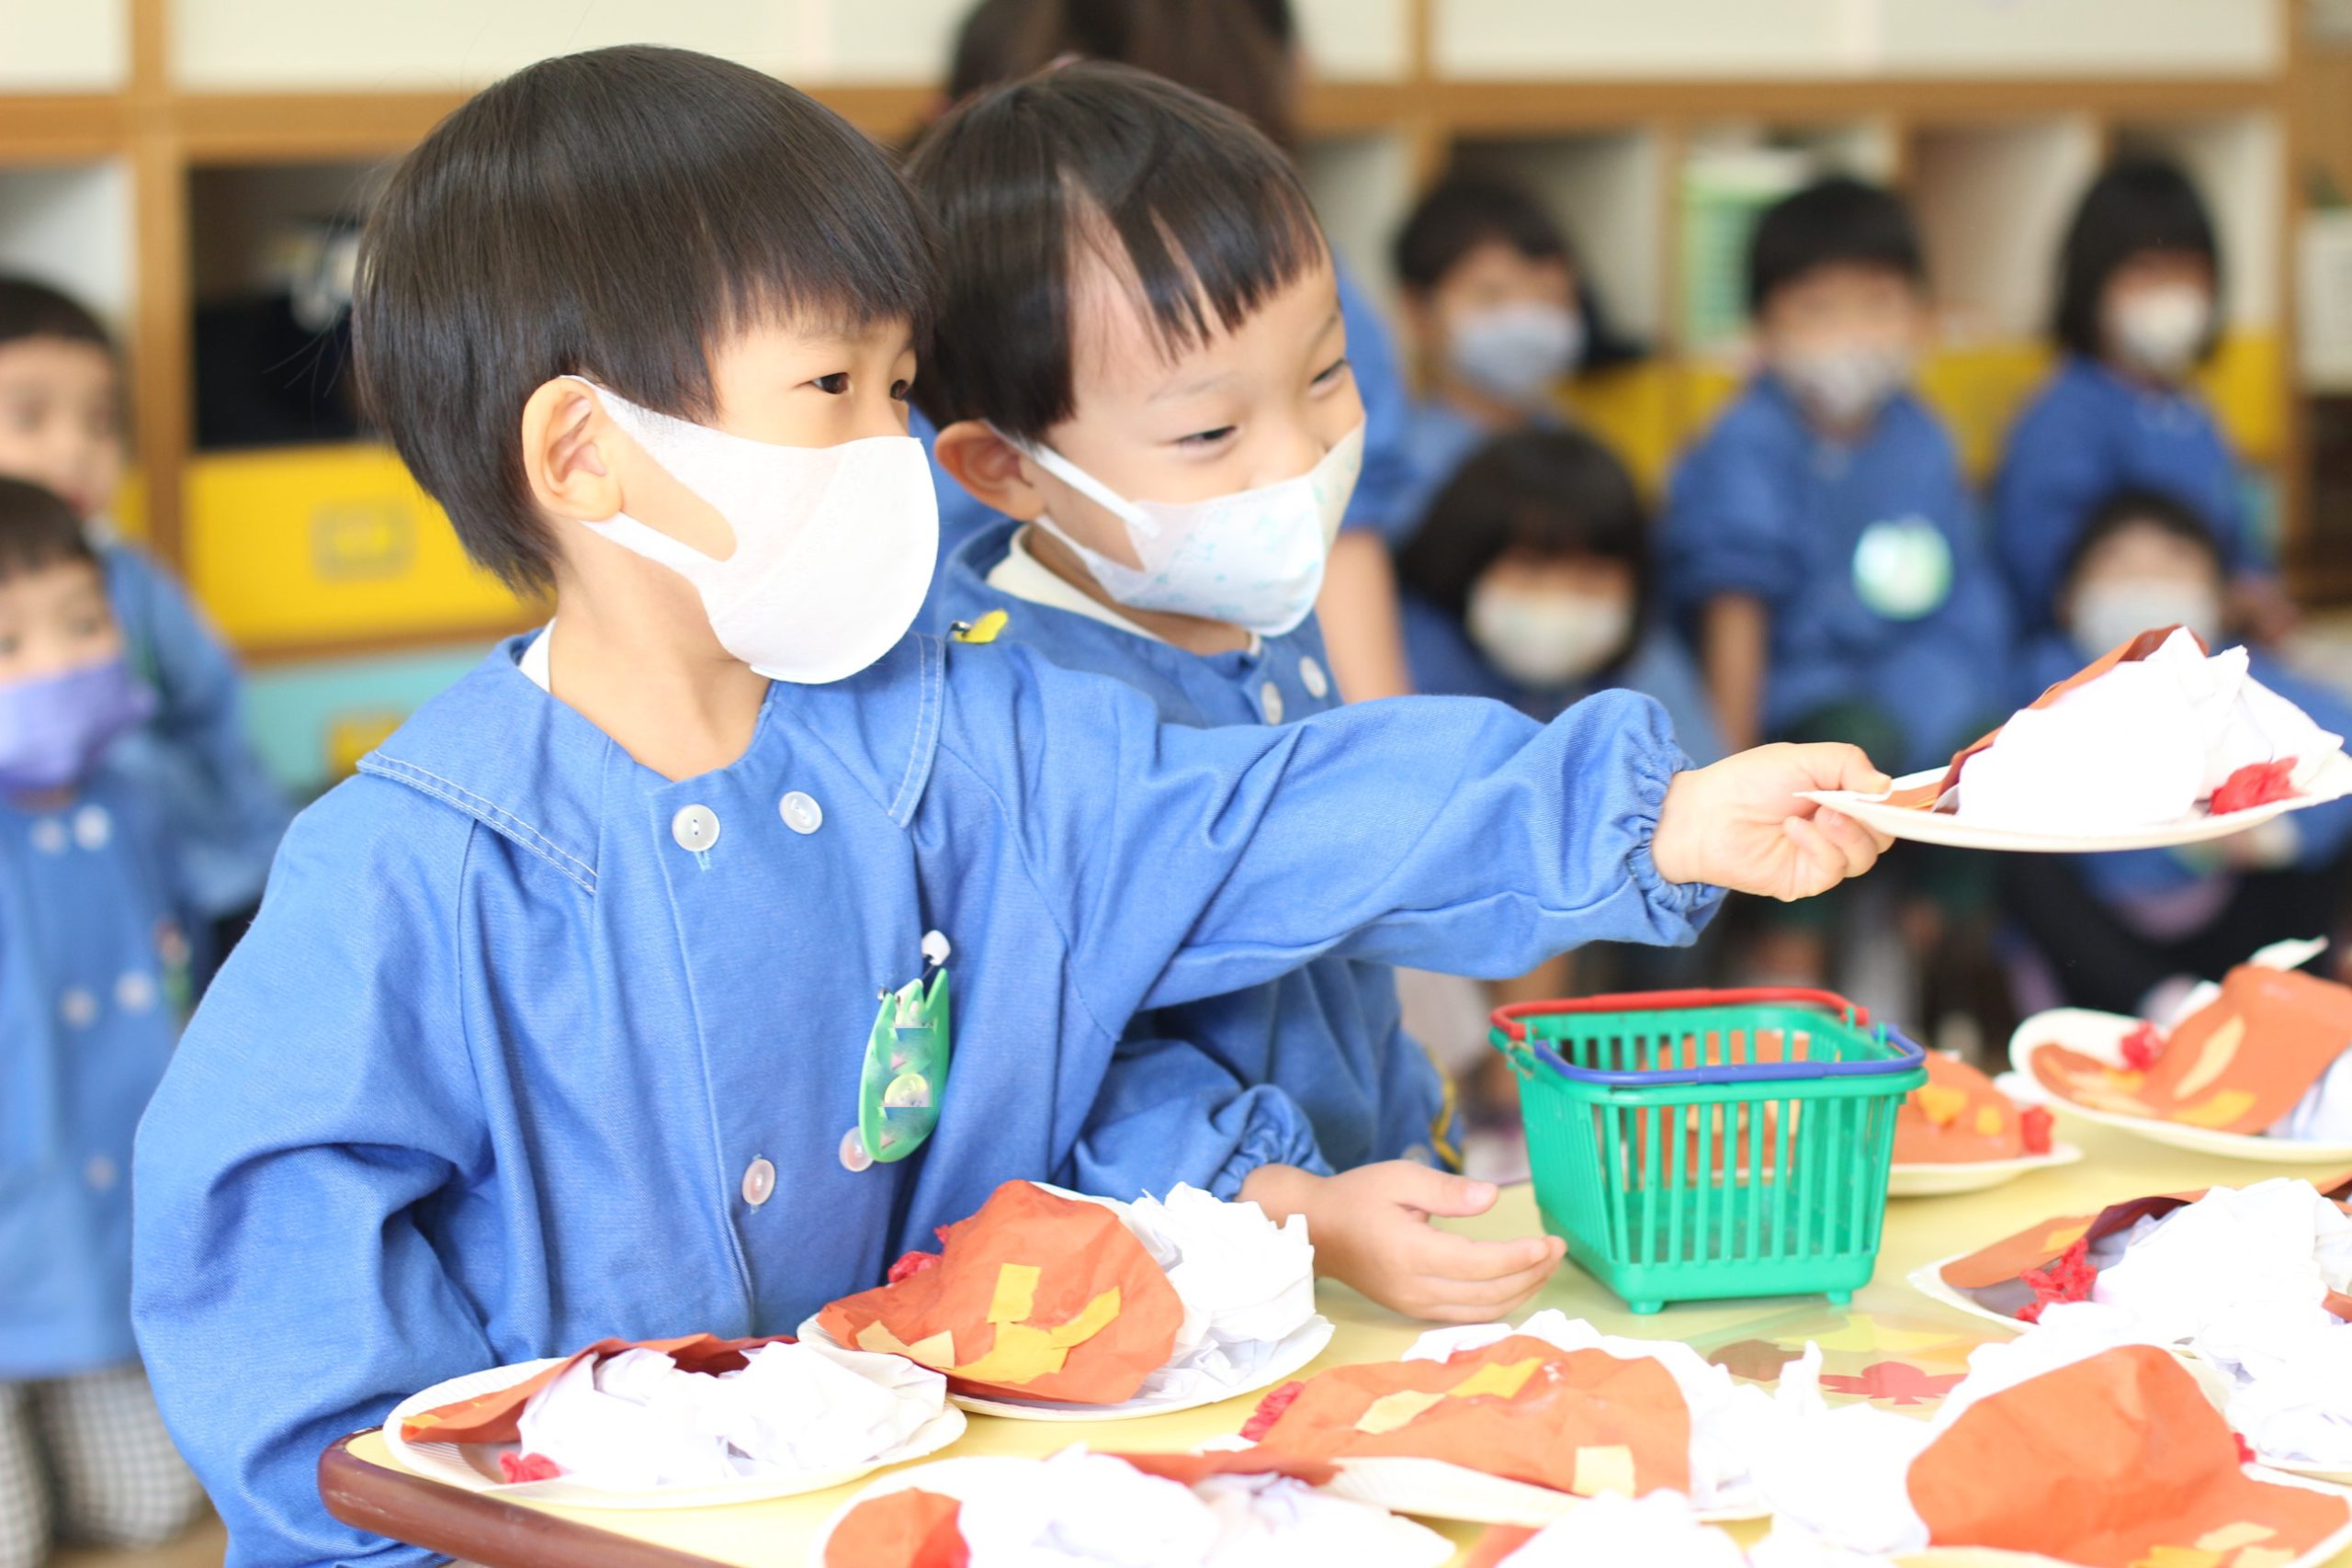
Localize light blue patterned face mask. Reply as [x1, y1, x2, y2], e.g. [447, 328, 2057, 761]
[1012, 423, 1364, 636]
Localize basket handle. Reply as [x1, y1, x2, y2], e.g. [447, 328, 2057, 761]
[1488, 986, 1869, 1043]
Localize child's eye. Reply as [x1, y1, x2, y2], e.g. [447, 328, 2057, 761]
[811, 372, 852, 395]
[1311, 356, 1351, 389]
[1176, 425, 1238, 450]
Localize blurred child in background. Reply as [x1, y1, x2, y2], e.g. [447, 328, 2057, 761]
[1390, 176, 1594, 541]
[0, 478, 205, 1568]
[0, 278, 289, 972]
[927, 0, 1423, 699]
[1660, 176, 2009, 1001]
[2001, 489, 2352, 1016]
[1994, 159, 2294, 641]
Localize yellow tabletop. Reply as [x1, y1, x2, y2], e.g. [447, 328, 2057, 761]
[342, 1115, 2352, 1565]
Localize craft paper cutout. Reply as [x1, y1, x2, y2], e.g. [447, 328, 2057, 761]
[1815, 1362, 1966, 1406]
[1894, 1054, 2049, 1164]
[2030, 966, 2352, 1134]
[1467, 1493, 1753, 1568]
[1908, 1344, 2349, 1566]
[819, 1486, 967, 1568]
[396, 1333, 795, 1446]
[1245, 1333, 1691, 1498]
[817, 1179, 1184, 1404]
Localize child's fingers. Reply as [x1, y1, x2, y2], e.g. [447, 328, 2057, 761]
[1808, 806, 1887, 874]
[1408, 1226, 1561, 1282]
[1413, 1251, 1564, 1319]
[1777, 816, 1848, 900]
[1388, 1166, 1501, 1220]
[1793, 742, 1893, 797]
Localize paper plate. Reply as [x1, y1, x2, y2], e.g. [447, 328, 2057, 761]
[1802, 750, 2352, 853]
[381, 1356, 967, 1509]
[2007, 1009, 2352, 1163]
[797, 1314, 1336, 1423]
[1889, 1143, 2085, 1198]
[1317, 1454, 1766, 1528]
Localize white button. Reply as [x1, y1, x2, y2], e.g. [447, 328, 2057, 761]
[1259, 682, 1285, 725]
[85, 1155, 117, 1192]
[155, 922, 190, 968]
[1299, 656, 1329, 700]
[73, 805, 111, 851]
[779, 791, 823, 835]
[115, 972, 156, 1014]
[741, 1156, 776, 1207]
[59, 988, 97, 1029]
[29, 818, 65, 855]
[839, 1128, 874, 1173]
[670, 805, 721, 852]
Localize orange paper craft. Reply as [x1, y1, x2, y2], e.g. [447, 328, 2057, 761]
[1887, 627, 2193, 811]
[395, 1333, 796, 1446]
[816, 1180, 1184, 1404]
[1909, 1344, 2350, 1566]
[823, 1487, 969, 1568]
[1894, 1054, 2030, 1164]
[2029, 965, 2352, 1134]
[1245, 1335, 1691, 1498]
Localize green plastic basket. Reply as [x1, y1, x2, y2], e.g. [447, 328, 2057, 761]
[1489, 987, 1927, 1314]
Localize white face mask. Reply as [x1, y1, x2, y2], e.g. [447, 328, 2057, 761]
[2108, 285, 2211, 378]
[1774, 341, 1913, 427]
[1447, 302, 1585, 407]
[2072, 577, 2223, 662]
[1016, 423, 1365, 636]
[1466, 579, 1632, 690]
[570, 378, 938, 684]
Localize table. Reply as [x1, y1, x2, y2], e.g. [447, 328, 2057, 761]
[320, 1117, 2352, 1566]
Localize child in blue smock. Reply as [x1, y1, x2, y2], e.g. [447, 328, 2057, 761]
[0, 279, 291, 969]
[130, 49, 1895, 1568]
[1993, 160, 2295, 641]
[0, 479, 206, 1568]
[1999, 489, 2352, 1017]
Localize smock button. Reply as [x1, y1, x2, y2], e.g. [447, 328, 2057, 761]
[29, 818, 65, 855]
[85, 1155, 117, 1192]
[741, 1156, 776, 1207]
[59, 988, 97, 1029]
[670, 805, 720, 852]
[1299, 656, 1330, 700]
[779, 791, 823, 835]
[73, 805, 110, 851]
[1259, 682, 1285, 725]
[115, 972, 156, 1014]
[839, 1128, 874, 1173]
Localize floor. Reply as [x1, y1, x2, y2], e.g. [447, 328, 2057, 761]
[48, 1514, 225, 1568]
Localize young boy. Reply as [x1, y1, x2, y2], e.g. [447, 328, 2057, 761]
[1661, 176, 2010, 773]
[1390, 176, 1589, 543]
[130, 47, 1891, 1568]
[0, 478, 205, 1568]
[0, 279, 291, 965]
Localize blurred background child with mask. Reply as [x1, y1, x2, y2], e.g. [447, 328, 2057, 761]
[1994, 159, 2296, 643]
[1999, 488, 2352, 1018]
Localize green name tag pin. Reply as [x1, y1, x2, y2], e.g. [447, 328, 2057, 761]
[1851, 515, 1954, 622]
[841, 931, 952, 1172]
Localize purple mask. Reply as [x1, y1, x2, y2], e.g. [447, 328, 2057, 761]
[0, 656, 155, 796]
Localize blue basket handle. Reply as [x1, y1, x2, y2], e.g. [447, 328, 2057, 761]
[1523, 1020, 1928, 1089]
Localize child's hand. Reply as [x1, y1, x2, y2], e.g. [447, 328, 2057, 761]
[1651, 742, 1896, 901]
[1241, 1162, 1566, 1323]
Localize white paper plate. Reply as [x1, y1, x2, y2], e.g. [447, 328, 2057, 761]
[1865, 1473, 2352, 1568]
[797, 1314, 1335, 1422]
[1889, 1143, 2085, 1198]
[1317, 1454, 1767, 1528]
[381, 1355, 967, 1509]
[2007, 1009, 2352, 1163]
[1803, 750, 2352, 853]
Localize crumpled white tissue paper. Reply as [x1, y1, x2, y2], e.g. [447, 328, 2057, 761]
[1489, 1491, 1750, 1567]
[514, 1338, 944, 1490]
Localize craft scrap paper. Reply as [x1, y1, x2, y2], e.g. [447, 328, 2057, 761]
[1894, 1054, 2054, 1166]
[1102, 1183, 1320, 1404]
[396, 1333, 796, 1447]
[816, 1179, 1187, 1404]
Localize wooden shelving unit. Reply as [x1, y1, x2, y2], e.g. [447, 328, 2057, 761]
[0, 0, 2312, 786]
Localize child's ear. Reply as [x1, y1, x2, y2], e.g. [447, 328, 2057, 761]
[933, 421, 1045, 522]
[519, 378, 625, 522]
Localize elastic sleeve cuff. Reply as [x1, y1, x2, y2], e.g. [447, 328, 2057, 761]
[1667, 540, 1801, 612]
[1621, 722, 1730, 931]
[1207, 1089, 1332, 1201]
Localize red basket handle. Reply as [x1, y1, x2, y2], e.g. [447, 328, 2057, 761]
[1488, 987, 1869, 1043]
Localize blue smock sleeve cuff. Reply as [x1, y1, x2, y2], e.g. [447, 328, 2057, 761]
[1623, 731, 1729, 931]
[1206, 1089, 1333, 1201]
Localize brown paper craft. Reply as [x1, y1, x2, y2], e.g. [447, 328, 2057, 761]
[1887, 627, 2193, 811]
[1245, 1335, 1691, 1498]
[1894, 1054, 2045, 1165]
[2028, 965, 2352, 1134]
[395, 1333, 796, 1446]
[1909, 1344, 2351, 1566]
[816, 1180, 1184, 1404]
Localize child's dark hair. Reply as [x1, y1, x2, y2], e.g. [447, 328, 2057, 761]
[1747, 175, 1924, 313]
[352, 45, 934, 597]
[0, 477, 98, 583]
[0, 276, 115, 355]
[1396, 427, 1650, 658]
[905, 62, 1325, 441]
[2064, 486, 2225, 585]
[1393, 177, 1572, 295]
[944, 0, 1298, 149]
[2052, 158, 2222, 361]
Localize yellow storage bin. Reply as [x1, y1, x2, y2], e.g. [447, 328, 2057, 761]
[185, 445, 527, 653]
[1558, 361, 1686, 495]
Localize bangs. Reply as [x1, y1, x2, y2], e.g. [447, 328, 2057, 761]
[0, 477, 96, 581]
[907, 62, 1325, 440]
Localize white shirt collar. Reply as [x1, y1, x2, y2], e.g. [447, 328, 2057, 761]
[983, 526, 1260, 654]
[519, 621, 554, 692]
